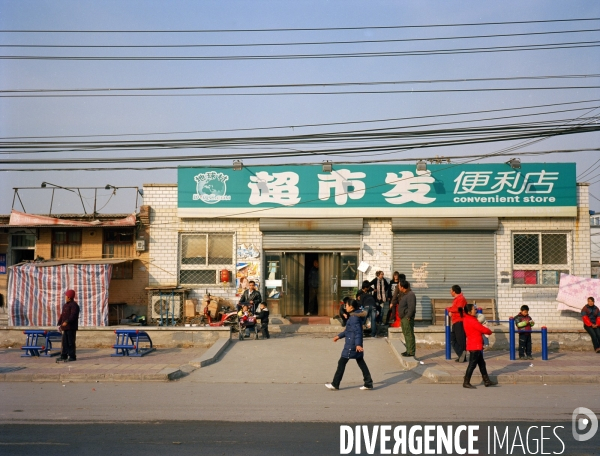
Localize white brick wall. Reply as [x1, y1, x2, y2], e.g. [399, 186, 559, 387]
[361, 218, 393, 281]
[144, 185, 262, 306]
[495, 184, 591, 329]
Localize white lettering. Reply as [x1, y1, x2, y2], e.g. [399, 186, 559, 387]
[393, 426, 406, 455]
[494, 427, 509, 454]
[526, 426, 539, 454]
[541, 426, 551, 455]
[356, 425, 361, 454]
[363, 425, 378, 455]
[340, 426, 353, 454]
[552, 426, 565, 454]
[409, 425, 423, 454]
[318, 169, 366, 205]
[383, 170, 436, 205]
[438, 425, 453, 454]
[380, 425, 392, 455]
[468, 426, 479, 454]
[511, 426, 525, 454]
[424, 425, 435, 454]
[455, 425, 466, 455]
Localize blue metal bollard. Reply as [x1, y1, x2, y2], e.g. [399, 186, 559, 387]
[445, 309, 451, 360]
[509, 317, 515, 360]
[541, 327, 548, 360]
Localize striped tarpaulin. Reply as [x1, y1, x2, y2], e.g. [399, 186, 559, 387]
[8, 263, 112, 327]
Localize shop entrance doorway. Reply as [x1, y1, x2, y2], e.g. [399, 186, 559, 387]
[264, 251, 359, 317]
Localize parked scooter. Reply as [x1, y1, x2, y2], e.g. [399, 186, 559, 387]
[204, 303, 237, 327]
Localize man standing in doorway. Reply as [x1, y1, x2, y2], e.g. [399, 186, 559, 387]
[307, 259, 319, 315]
[370, 271, 389, 325]
[398, 281, 416, 357]
[57, 289, 80, 362]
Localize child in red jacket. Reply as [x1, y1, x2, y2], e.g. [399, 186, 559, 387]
[463, 304, 495, 389]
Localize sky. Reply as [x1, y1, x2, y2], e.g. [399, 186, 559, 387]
[0, 0, 599, 215]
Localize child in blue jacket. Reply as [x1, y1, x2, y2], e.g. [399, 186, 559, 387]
[326, 299, 374, 391]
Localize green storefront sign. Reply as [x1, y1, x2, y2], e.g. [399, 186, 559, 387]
[178, 163, 577, 218]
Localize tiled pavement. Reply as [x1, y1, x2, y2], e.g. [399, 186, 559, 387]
[410, 348, 600, 384]
[0, 346, 207, 382]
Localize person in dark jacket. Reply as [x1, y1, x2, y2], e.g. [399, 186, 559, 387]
[369, 271, 389, 325]
[325, 299, 373, 390]
[398, 281, 416, 357]
[463, 304, 496, 388]
[238, 280, 262, 313]
[255, 302, 270, 339]
[446, 285, 467, 363]
[581, 297, 600, 353]
[338, 296, 351, 327]
[385, 272, 403, 325]
[57, 289, 80, 362]
[306, 260, 319, 315]
[358, 280, 377, 337]
[514, 305, 535, 360]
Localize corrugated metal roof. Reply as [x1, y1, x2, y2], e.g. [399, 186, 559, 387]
[10, 259, 130, 268]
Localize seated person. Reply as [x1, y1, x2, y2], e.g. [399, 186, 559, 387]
[237, 305, 256, 337]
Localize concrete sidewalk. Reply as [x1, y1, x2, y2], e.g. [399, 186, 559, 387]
[388, 338, 600, 385]
[0, 345, 217, 382]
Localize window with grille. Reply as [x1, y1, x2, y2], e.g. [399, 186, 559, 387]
[512, 232, 569, 286]
[111, 260, 134, 280]
[179, 233, 234, 285]
[52, 230, 82, 259]
[103, 228, 134, 258]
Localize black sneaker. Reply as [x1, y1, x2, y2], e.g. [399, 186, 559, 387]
[67, 358, 76, 362]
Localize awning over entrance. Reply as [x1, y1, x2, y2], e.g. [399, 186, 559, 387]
[260, 218, 363, 250]
[8, 210, 137, 227]
[259, 218, 363, 232]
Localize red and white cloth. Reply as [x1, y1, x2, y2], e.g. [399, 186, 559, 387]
[556, 273, 600, 313]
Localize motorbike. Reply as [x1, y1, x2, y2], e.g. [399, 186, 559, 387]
[204, 304, 237, 327]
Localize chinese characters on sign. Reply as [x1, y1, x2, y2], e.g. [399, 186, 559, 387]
[178, 163, 576, 216]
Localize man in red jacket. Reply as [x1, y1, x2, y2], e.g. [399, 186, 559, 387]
[446, 285, 467, 363]
[57, 289, 80, 362]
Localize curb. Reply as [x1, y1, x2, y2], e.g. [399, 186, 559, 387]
[188, 337, 231, 368]
[386, 337, 419, 369]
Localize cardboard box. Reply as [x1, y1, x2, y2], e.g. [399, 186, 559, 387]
[185, 299, 198, 317]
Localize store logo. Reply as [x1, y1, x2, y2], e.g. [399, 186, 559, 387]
[572, 407, 598, 442]
[193, 171, 232, 204]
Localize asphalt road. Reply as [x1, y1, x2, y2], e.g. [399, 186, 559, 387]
[0, 421, 598, 456]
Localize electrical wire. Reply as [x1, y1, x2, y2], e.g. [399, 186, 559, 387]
[3, 27, 600, 49]
[2, 40, 600, 61]
[2, 17, 599, 33]
[2, 98, 599, 140]
[5, 74, 599, 94]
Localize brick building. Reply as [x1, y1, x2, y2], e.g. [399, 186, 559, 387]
[0, 210, 149, 326]
[144, 162, 591, 329]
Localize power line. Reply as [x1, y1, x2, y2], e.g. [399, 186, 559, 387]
[3, 27, 600, 48]
[3, 86, 600, 98]
[3, 98, 599, 140]
[2, 40, 599, 61]
[0, 148, 595, 172]
[4, 73, 599, 94]
[1, 17, 599, 33]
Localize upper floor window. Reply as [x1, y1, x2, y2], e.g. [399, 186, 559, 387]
[512, 232, 569, 286]
[52, 230, 82, 259]
[103, 229, 134, 258]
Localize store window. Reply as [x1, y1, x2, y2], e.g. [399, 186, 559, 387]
[52, 230, 82, 259]
[179, 233, 234, 285]
[512, 233, 569, 286]
[103, 228, 134, 258]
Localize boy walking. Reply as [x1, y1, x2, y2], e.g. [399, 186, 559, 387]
[514, 305, 535, 360]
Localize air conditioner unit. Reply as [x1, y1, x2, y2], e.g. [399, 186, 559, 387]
[151, 295, 181, 319]
[135, 240, 146, 251]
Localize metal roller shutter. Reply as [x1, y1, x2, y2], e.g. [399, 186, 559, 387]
[262, 233, 361, 250]
[393, 231, 496, 321]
